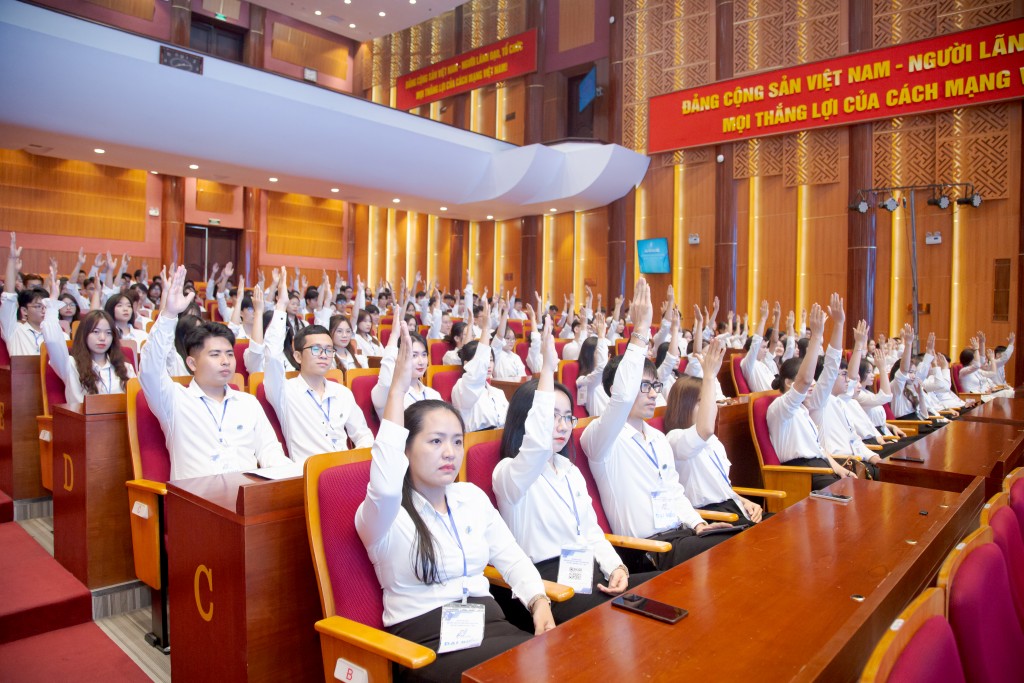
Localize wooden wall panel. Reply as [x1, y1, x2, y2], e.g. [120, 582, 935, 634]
[634, 164, 674, 311]
[735, 176, 750, 317]
[427, 216, 452, 289]
[365, 206, 388, 288]
[84, 0, 154, 21]
[471, 88, 497, 139]
[265, 192, 344, 259]
[352, 203, 369, 286]
[195, 180, 236, 215]
[405, 213, 429, 287]
[559, 0, 596, 52]
[386, 209, 405, 286]
[751, 176, 797, 315]
[914, 202, 953, 351]
[271, 22, 349, 79]
[575, 207, 609, 309]
[496, 219, 522, 296]
[676, 161, 716, 328]
[496, 80, 526, 146]
[468, 222, 496, 297]
[543, 213, 575, 306]
[0, 150, 147, 242]
[800, 181, 848, 317]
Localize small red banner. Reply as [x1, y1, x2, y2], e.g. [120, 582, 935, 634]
[395, 29, 538, 111]
[648, 19, 1024, 153]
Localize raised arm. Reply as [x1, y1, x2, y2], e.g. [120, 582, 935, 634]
[695, 339, 726, 440]
[793, 303, 825, 395]
[847, 320, 868, 385]
[139, 266, 194, 426]
[4, 232, 20, 295]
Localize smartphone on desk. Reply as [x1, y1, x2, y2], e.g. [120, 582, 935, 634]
[809, 490, 852, 504]
[611, 593, 688, 624]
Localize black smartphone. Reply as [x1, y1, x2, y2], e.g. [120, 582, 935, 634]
[890, 455, 925, 463]
[697, 523, 750, 537]
[611, 593, 688, 624]
[810, 490, 852, 503]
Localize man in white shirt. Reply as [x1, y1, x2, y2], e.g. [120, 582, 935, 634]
[139, 266, 292, 481]
[263, 269, 373, 464]
[740, 300, 779, 393]
[0, 233, 62, 355]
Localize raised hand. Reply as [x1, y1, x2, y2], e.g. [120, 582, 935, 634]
[827, 292, 845, 328]
[700, 337, 726, 377]
[808, 303, 826, 338]
[276, 267, 290, 310]
[252, 278, 265, 313]
[902, 323, 915, 345]
[925, 332, 935, 355]
[540, 316, 558, 375]
[630, 278, 653, 331]
[853, 320, 869, 348]
[1009, 332, 1016, 346]
[162, 266, 195, 317]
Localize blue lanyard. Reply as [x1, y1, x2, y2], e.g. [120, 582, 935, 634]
[306, 389, 332, 423]
[407, 387, 428, 402]
[707, 444, 732, 488]
[837, 401, 859, 453]
[32, 329, 43, 350]
[199, 396, 230, 444]
[632, 434, 664, 479]
[443, 500, 469, 602]
[542, 474, 582, 537]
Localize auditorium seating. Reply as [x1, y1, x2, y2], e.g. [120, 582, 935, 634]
[36, 345, 66, 491]
[731, 355, 751, 395]
[233, 338, 250, 386]
[428, 339, 452, 365]
[425, 364, 461, 403]
[1005, 467, 1024, 537]
[556, 360, 589, 418]
[514, 340, 530, 373]
[980, 492, 1024, 628]
[0, 491, 11, 524]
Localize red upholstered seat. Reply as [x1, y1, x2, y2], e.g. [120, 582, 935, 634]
[647, 416, 664, 432]
[464, 438, 503, 507]
[883, 402, 896, 421]
[989, 506, 1024, 629]
[751, 393, 781, 466]
[0, 523, 92, 645]
[0, 622, 149, 681]
[615, 340, 628, 356]
[430, 369, 462, 403]
[134, 389, 171, 483]
[120, 344, 137, 372]
[947, 542, 1024, 683]
[886, 617, 966, 683]
[380, 327, 392, 346]
[429, 339, 453, 366]
[507, 320, 523, 338]
[572, 426, 612, 534]
[558, 361, 588, 419]
[0, 336, 10, 366]
[950, 363, 964, 393]
[255, 383, 287, 456]
[0, 491, 11, 524]
[677, 357, 688, 374]
[233, 340, 250, 386]
[514, 341, 531, 374]
[317, 459, 385, 629]
[350, 374, 380, 436]
[732, 355, 751, 395]
[43, 363, 66, 413]
[554, 339, 569, 359]
[1010, 478, 1024, 543]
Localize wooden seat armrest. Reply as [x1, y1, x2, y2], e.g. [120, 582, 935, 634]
[881, 435, 900, 441]
[958, 393, 982, 401]
[731, 486, 787, 500]
[866, 444, 883, 452]
[887, 419, 931, 427]
[126, 479, 167, 496]
[483, 566, 574, 602]
[604, 534, 672, 553]
[938, 409, 959, 416]
[315, 616, 436, 669]
[761, 464, 835, 475]
[698, 510, 739, 522]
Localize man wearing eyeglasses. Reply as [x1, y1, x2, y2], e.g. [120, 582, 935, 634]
[2, 233, 68, 355]
[264, 266, 373, 463]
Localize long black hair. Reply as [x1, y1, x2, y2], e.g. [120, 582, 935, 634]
[499, 377, 577, 463]
[401, 399, 466, 585]
[263, 309, 298, 370]
[578, 337, 600, 377]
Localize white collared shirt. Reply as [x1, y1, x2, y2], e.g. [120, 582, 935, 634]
[856, 388, 892, 428]
[139, 315, 291, 480]
[370, 345, 441, 420]
[740, 335, 776, 392]
[578, 339, 608, 413]
[0, 292, 50, 355]
[819, 394, 873, 459]
[264, 311, 373, 462]
[492, 390, 623, 577]
[581, 343, 704, 538]
[42, 301, 134, 404]
[353, 333, 384, 358]
[356, 420, 544, 626]
[682, 356, 727, 401]
[766, 345, 840, 463]
[451, 344, 509, 431]
[491, 336, 526, 381]
[666, 427, 746, 515]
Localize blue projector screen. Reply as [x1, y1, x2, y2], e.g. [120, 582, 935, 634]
[637, 237, 670, 274]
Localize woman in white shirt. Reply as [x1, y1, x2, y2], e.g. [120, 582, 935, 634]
[491, 302, 527, 380]
[494, 320, 656, 623]
[442, 322, 471, 366]
[328, 314, 366, 372]
[451, 303, 509, 432]
[42, 300, 135, 404]
[357, 322, 553, 682]
[371, 313, 441, 420]
[664, 339, 763, 524]
[353, 309, 384, 358]
[104, 293, 148, 345]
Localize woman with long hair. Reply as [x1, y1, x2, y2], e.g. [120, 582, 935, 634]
[104, 292, 148, 344]
[371, 306, 440, 420]
[356, 321, 553, 683]
[442, 321, 471, 366]
[353, 308, 384, 357]
[328, 313, 367, 371]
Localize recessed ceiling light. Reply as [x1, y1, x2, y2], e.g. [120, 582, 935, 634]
[150, 170, 158, 175]
[314, 9, 322, 15]
[93, 148, 105, 154]
[440, 206, 448, 211]
[549, 207, 557, 212]
[349, 23, 356, 28]
[392, 198, 400, 203]
[379, 11, 386, 16]
[189, 164, 199, 170]
[330, 188, 340, 193]
[486, 215, 493, 220]
[409, 0, 416, 4]
[344, 0, 350, 3]
[269, 177, 278, 183]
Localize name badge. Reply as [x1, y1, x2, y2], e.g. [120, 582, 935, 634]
[651, 488, 680, 531]
[438, 602, 485, 654]
[557, 545, 594, 595]
[577, 384, 588, 406]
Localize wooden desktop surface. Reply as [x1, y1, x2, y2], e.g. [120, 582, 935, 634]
[491, 377, 528, 401]
[878, 419, 1024, 497]
[0, 356, 45, 499]
[959, 396, 1024, 426]
[464, 477, 983, 683]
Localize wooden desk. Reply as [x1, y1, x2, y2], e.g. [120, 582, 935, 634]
[166, 473, 321, 682]
[52, 394, 134, 589]
[0, 356, 45, 499]
[717, 349, 742, 398]
[714, 397, 760, 489]
[491, 378, 528, 402]
[959, 397, 1024, 426]
[878, 419, 1024, 498]
[465, 477, 983, 683]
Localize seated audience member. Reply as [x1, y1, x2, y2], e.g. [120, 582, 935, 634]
[654, 309, 683, 400]
[226, 276, 258, 341]
[42, 266, 135, 404]
[740, 300, 781, 393]
[1, 233, 60, 355]
[353, 308, 384, 358]
[681, 306, 727, 402]
[992, 333, 1014, 386]
[854, 342, 907, 441]
[371, 306, 441, 420]
[442, 321, 471, 366]
[328, 314, 366, 371]
[356, 322, 553, 683]
[451, 301, 510, 431]
[493, 319, 657, 623]
[492, 297, 527, 380]
[104, 292, 148, 345]
[581, 279, 734, 571]
[959, 331, 1014, 400]
[767, 296, 854, 490]
[576, 316, 609, 416]
[891, 324, 941, 421]
[664, 339, 763, 524]
[139, 266, 292, 480]
[922, 350, 968, 412]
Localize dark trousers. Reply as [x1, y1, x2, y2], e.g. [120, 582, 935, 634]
[784, 456, 840, 491]
[698, 497, 773, 523]
[895, 414, 940, 434]
[387, 596, 530, 683]
[645, 523, 736, 571]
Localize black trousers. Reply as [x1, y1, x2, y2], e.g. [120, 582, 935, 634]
[784, 456, 840, 491]
[387, 596, 530, 683]
[645, 523, 736, 571]
[698, 497, 774, 523]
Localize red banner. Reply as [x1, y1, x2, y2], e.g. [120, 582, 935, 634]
[648, 19, 1024, 153]
[395, 29, 538, 111]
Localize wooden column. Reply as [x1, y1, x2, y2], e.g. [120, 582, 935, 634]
[450, 219, 466, 292]
[607, 0, 632, 298]
[1016, 101, 1024, 391]
[161, 176, 186, 269]
[344, 203, 356, 285]
[846, 3, 876, 348]
[241, 187, 261, 283]
[521, 215, 542, 297]
[524, 0, 546, 145]
[243, 5, 265, 69]
[450, 5, 470, 131]
[170, 0, 190, 47]
[713, 0, 737, 313]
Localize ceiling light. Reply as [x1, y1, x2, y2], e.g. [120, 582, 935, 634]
[344, 0, 350, 3]
[549, 207, 557, 212]
[440, 206, 448, 212]
[486, 215, 493, 220]
[93, 148, 105, 154]
[392, 198, 400, 203]
[379, 11, 386, 16]
[314, 9, 322, 15]
[330, 188, 340, 193]
[410, 0, 416, 3]
[349, 23, 356, 28]
[189, 164, 199, 170]
[956, 193, 983, 207]
[879, 197, 899, 212]
[848, 200, 869, 214]
[150, 170, 159, 175]
[269, 177, 278, 183]
[927, 195, 950, 209]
